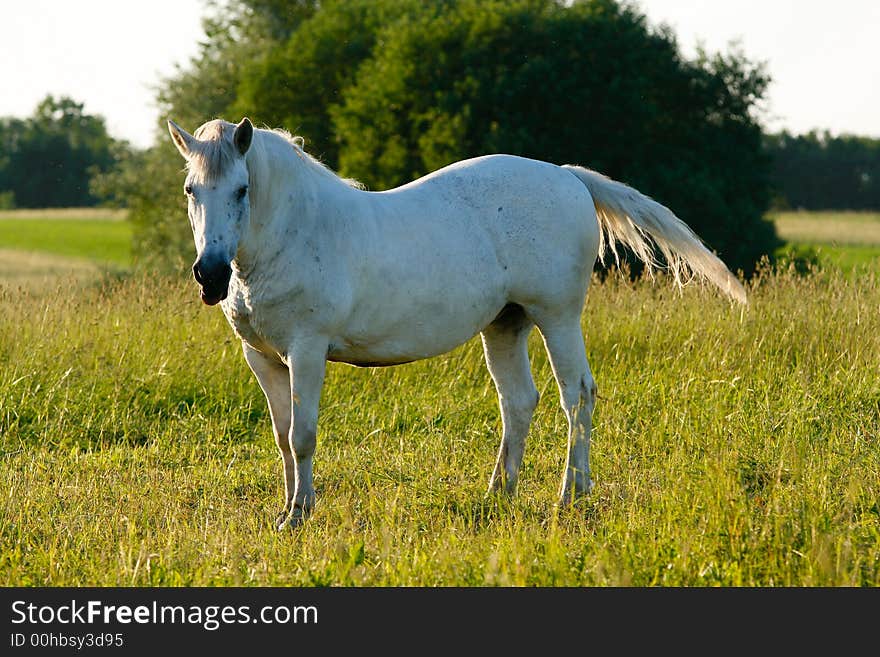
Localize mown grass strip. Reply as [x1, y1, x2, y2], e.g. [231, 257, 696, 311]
[0, 217, 132, 267]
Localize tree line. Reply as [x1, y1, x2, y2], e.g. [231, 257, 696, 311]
[2, 0, 878, 274]
[765, 131, 880, 211]
[0, 96, 125, 208]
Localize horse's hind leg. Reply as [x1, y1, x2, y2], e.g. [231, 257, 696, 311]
[536, 316, 597, 505]
[481, 305, 539, 495]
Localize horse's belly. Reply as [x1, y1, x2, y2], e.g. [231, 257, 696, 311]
[328, 293, 505, 366]
[326, 337, 470, 367]
[327, 332, 470, 367]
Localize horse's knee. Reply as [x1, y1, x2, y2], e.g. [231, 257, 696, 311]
[560, 375, 596, 414]
[274, 426, 292, 454]
[291, 424, 317, 459]
[586, 377, 597, 408]
[502, 386, 539, 427]
[518, 386, 539, 415]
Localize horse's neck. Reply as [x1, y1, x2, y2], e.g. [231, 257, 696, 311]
[234, 141, 357, 276]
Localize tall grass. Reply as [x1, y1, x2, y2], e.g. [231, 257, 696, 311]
[1, 264, 878, 586]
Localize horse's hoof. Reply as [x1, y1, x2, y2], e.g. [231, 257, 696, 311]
[487, 474, 518, 497]
[274, 510, 289, 531]
[276, 503, 311, 530]
[558, 480, 594, 507]
[275, 514, 303, 531]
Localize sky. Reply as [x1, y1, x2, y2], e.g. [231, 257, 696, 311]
[3, 0, 206, 148]
[2, 0, 878, 148]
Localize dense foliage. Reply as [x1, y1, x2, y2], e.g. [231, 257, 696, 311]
[0, 96, 124, 208]
[114, 0, 780, 274]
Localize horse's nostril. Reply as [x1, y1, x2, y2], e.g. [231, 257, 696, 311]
[192, 261, 204, 284]
[193, 258, 232, 288]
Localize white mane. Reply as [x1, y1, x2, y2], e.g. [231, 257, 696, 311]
[186, 119, 363, 190]
[264, 127, 364, 190]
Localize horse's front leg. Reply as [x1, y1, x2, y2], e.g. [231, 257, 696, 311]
[242, 343, 294, 529]
[284, 338, 328, 528]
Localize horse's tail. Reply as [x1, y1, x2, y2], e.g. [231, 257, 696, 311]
[562, 165, 748, 305]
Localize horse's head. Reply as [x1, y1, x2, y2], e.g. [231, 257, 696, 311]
[167, 117, 254, 305]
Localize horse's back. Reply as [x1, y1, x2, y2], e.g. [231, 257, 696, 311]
[380, 154, 601, 308]
[386, 153, 587, 210]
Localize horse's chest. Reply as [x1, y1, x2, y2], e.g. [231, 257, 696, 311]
[223, 292, 287, 358]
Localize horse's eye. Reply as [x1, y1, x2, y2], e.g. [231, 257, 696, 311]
[184, 185, 193, 196]
[236, 185, 248, 201]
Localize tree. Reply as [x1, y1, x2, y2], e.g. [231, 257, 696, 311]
[0, 96, 123, 208]
[331, 0, 778, 275]
[233, 0, 425, 165]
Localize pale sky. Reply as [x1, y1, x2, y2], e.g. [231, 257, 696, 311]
[2, 0, 878, 148]
[3, 0, 206, 148]
[638, 0, 880, 137]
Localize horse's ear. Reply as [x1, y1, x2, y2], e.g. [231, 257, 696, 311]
[234, 117, 254, 156]
[167, 119, 196, 159]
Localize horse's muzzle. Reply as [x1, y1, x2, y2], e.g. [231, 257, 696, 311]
[192, 257, 232, 306]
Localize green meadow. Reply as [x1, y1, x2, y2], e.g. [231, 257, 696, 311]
[772, 210, 880, 271]
[0, 210, 877, 586]
[0, 208, 131, 267]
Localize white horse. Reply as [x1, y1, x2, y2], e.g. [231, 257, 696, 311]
[168, 117, 746, 529]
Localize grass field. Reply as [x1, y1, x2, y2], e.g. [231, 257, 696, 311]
[0, 210, 878, 586]
[0, 207, 131, 268]
[772, 210, 880, 270]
